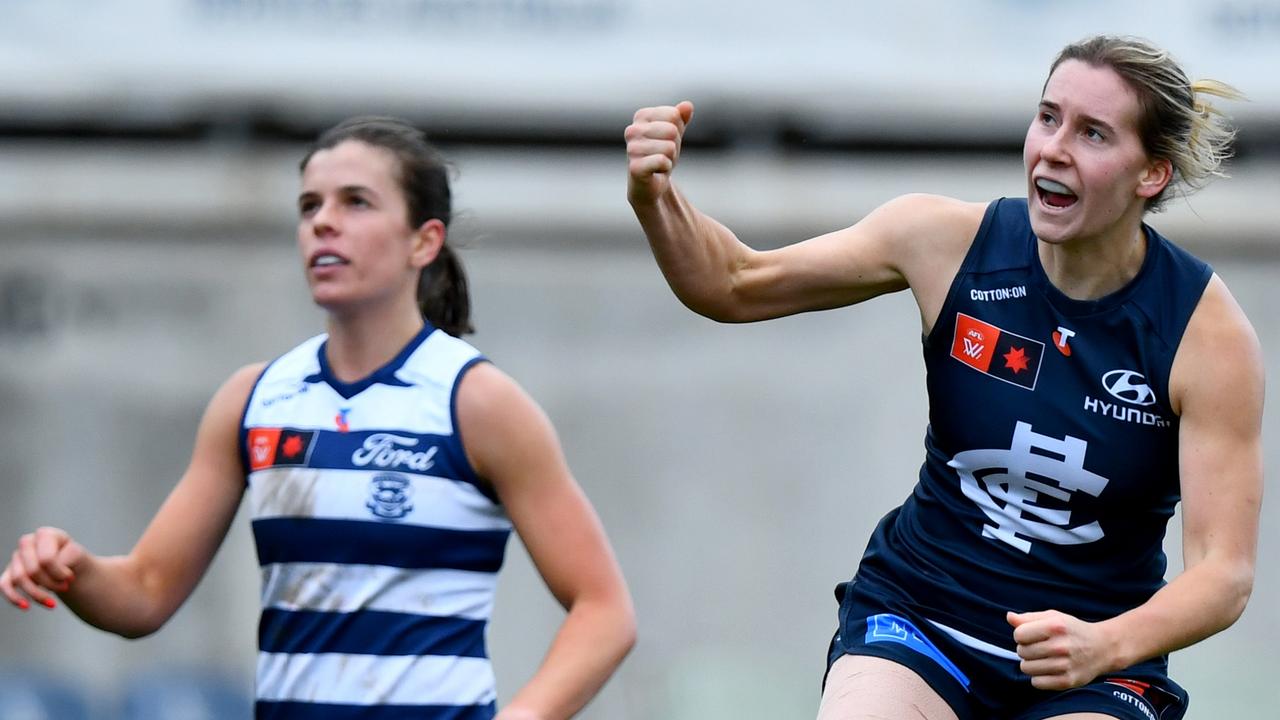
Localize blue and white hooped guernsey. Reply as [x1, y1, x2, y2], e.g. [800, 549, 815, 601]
[240, 323, 510, 720]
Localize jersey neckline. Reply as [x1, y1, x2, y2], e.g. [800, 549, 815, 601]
[307, 322, 437, 399]
[1029, 223, 1160, 318]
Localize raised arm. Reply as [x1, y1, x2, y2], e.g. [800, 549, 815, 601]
[456, 363, 635, 720]
[1, 363, 262, 637]
[1009, 275, 1264, 689]
[625, 101, 984, 327]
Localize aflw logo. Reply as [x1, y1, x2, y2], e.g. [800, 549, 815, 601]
[961, 333, 985, 359]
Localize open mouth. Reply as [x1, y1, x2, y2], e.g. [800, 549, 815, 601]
[310, 253, 349, 268]
[1035, 178, 1078, 209]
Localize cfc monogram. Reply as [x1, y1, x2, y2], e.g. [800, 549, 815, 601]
[949, 421, 1110, 553]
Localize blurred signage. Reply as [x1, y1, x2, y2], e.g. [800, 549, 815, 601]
[1, 0, 1276, 132]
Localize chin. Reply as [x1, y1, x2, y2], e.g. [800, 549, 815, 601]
[1028, 212, 1068, 245]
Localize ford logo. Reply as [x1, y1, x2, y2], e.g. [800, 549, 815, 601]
[1102, 370, 1156, 406]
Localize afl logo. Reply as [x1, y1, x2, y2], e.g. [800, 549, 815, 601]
[366, 473, 414, 520]
[1102, 370, 1156, 406]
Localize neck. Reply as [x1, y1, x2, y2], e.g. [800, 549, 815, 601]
[1038, 216, 1148, 301]
[323, 301, 426, 383]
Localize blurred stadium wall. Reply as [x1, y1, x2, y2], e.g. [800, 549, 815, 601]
[2, 1, 1278, 717]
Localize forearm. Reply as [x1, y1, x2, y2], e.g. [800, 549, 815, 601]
[631, 184, 752, 321]
[1100, 556, 1253, 670]
[58, 553, 174, 638]
[501, 595, 636, 720]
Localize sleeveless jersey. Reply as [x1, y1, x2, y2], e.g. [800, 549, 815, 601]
[851, 197, 1212, 662]
[240, 323, 510, 720]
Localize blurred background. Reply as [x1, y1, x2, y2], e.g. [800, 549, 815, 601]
[2, 0, 1278, 717]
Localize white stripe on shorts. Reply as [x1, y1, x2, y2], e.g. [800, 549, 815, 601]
[925, 618, 1022, 661]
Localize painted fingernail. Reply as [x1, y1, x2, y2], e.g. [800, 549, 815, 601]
[18, 600, 30, 611]
[42, 598, 56, 609]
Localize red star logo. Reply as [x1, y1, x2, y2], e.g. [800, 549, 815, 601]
[1003, 346, 1030, 373]
[282, 434, 305, 458]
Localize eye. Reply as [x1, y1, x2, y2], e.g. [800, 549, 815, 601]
[1039, 111, 1057, 126]
[1085, 127, 1106, 142]
[346, 194, 371, 209]
[298, 199, 319, 217]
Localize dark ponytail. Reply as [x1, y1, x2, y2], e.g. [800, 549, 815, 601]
[302, 116, 475, 335]
[417, 243, 474, 336]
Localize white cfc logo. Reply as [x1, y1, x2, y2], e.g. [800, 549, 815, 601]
[949, 421, 1110, 553]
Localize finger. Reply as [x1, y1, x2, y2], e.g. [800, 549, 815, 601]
[11, 550, 56, 609]
[676, 100, 695, 125]
[1007, 609, 1055, 627]
[1029, 673, 1073, 691]
[626, 139, 679, 162]
[17, 535, 58, 589]
[0, 567, 32, 610]
[1015, 640, 1062, 662]
[1012, 613, 1067, 645]
[624, 120, 680, 144]
[55, 540, 84, 585]
[1020, 655, 1069, 675]
[35, 529, 73, 583]
[632, 104, 689, 124]
[629, 155, 674, 179]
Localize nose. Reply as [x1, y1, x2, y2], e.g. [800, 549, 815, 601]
[309, 200, 339, 238]
[1040, 127, 1071, 165]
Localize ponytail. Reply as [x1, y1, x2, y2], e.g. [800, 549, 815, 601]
[418, 243, 474, 337]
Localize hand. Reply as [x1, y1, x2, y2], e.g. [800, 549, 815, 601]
[1007, 609, 1116, 690]
[0, 527, 86, 611]
[625, 101, 695, 206]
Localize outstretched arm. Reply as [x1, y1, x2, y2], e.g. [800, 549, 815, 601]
[1, 363, 262, 637]
[626, 101, 982, 327]
[1009, 275, 1263, 689]
[457, 363, 635, 720]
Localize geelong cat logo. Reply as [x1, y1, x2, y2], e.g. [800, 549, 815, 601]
[1102, 370, 1156, 406]
[367, 473, 414, 520]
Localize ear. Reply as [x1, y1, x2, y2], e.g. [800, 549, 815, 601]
[1136, 157, 1173, 200]
[410, 218, 446, 270]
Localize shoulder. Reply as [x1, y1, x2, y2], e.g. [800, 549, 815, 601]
[208, 362, 269, 418]
[1170, 275, 1263, 417]
[454, 362, 562, 485]
[870, 194, 988, 237]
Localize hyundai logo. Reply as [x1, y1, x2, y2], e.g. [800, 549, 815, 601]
[1102, 370, 1156, 406]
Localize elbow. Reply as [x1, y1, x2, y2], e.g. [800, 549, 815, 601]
[617, 605, 638, 658]
[113, 605, 172, 639]
[1225, 565, 1255, 626]
[118, 624, 161, 641]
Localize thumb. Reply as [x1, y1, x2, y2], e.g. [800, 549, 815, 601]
[55, 538, 87, 575]
[1008, 609, 1056, 627]
[677, 100, 695, 126]
[1007, 610, 1035, 627]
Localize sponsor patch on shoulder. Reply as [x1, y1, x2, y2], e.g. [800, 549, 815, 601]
[247, 427, 317, 471]
[950, 312, 1044, 390]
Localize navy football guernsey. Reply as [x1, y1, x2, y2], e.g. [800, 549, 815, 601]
[850, 197, 1212, 663]
[240, 323, 509, 720]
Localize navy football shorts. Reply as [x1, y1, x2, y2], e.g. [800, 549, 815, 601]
[825, 580, 1188, 720]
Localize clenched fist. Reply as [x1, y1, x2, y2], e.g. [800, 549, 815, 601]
[625, 101, 695, 206]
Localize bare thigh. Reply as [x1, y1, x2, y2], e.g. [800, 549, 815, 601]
[817, 654, 958, 720]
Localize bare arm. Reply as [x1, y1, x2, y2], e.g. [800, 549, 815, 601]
[457, 363, 635, 720]
[1108, 274, 1263, 662]
[625, 101, 983, 328]
[1, 363, 262, 637]
[1010, 275, 1263, 688]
